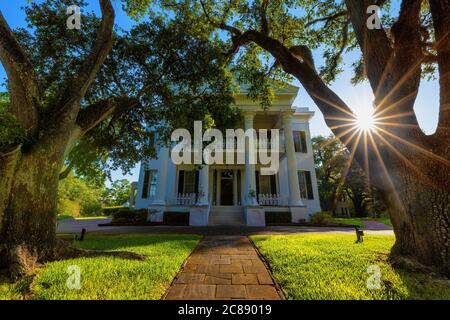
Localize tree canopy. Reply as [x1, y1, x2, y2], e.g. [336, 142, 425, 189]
[3, 0, 242, 183]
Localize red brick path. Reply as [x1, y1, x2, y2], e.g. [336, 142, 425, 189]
[163, 236, 282, 300]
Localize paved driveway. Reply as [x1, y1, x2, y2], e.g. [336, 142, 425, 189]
[57, 219, 394, 236]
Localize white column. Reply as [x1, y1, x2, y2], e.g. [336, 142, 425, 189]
[282, 113, 304, 206]
[196, 165, 209, 205]
[129, 182, 138, 208]
[240, 169, 245, 205]
[233, 169, 238, 205]
[153, 147, 169, 205]
[216, 169, 221, 205]
[244, 112, 258, 206]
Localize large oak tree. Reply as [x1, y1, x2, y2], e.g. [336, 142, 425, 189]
[142, 0, 450, 275]
[0, 0, 239, 277]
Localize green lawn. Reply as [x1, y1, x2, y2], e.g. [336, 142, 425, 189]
[1, 234, 201, 300]
[251, 234, 450, 300]
[332, 217, 393, 227]
[57, 215, 110, 221]
[332, 217, 365, 227]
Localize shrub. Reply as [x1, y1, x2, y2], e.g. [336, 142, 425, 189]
[103, 206, 127, 216]
[134, 209, 149, 223]
[111, 209, 149, 223]
[310, 211, 333, 225]
[265, 212, 291, 224]
[57, 198, 80, 217]
[163, 212, 189, 225]
[112, 209, 134, 223]
[81, 199, 103, 216]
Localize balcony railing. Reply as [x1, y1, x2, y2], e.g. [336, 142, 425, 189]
[214, 135, 286, 153]
[258, 194, 288, 206]
[171, 193, 197, 205]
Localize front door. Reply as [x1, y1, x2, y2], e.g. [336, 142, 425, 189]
[220, 170, 234, 205]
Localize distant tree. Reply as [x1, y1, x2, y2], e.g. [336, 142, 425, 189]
[344, 162, 371, 217]
[313, 135, 375, 217]
[105, 179, 131, 206]
[312, 136, 346, 213]
[58, 173, 104, 217]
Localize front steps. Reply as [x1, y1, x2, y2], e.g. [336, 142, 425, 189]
[208, 206, 245, 226]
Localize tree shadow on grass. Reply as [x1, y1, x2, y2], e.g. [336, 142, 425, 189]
[57, 233, 201, 255]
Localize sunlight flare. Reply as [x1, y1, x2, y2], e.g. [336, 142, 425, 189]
[354, 107, 377, 132]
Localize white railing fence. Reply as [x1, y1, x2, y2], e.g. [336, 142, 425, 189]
[258, 194, 287, 206]
[175, 193, 197, 205]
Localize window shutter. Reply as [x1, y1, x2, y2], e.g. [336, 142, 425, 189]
[178, 170, 184, 194]
[300, 131, 307, 153]
[255, 170, 260, 201]
[270, 175, 277, 194]
[142, 170, 150, 199]
[305, 171, 314, 199]
[195, 170, 199, 201]
[293, 131, 301, 152]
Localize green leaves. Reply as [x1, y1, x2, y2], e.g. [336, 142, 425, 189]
[14, 1, 240, 181]
[0, 93, 27, 148]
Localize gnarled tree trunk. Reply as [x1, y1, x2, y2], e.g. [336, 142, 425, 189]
[0, 0, 116, 278]
[0, 144, 65, 278]
[380, 144, 450, 275]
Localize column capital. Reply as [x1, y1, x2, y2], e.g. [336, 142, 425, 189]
[281, 111, 295, 120]
[244, 111, 256, 120]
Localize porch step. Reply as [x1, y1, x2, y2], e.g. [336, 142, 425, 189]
[208, 206, 245, 226]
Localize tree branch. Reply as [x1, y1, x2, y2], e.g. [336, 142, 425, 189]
[429, 0, 450, 136]
[305, 11, 347, 28]
[75, 96, 139, 138]
[259, 0, 269, 35]
[385, 0, 422, 122]
[230, 30, 355, 135]
[55, 0, 115, 121]
[344, 0, 393, 95]
[0, 11, 39, 135]
[59, 162, 73, 180]
[199, 0, 241, 36]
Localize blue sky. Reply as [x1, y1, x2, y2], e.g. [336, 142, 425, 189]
[0, 1, 440, 183]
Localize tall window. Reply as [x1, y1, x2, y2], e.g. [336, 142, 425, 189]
[142, 169, 158, 199]
[178, 170, 197, 194]
[298, 170, 314, 199]
[293, 131, 307, 153]
[256, 172, 277, 203]
[184, 171, 196, 193]
[257, 173, 277, 195]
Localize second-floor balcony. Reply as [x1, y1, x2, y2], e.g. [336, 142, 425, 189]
[213, 133, 286, 154]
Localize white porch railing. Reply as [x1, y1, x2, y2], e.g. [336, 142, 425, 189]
[258, 194, 287, 206]
[174, 193, 197, 205]
[214, 135, 286, 153]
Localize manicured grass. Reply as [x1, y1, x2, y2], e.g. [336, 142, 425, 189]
[1, 234, 201, 300]
[332, 217, 365, 227]
[74, 216, 110, 220]
[332, 217, 393, 227]
[57, 215, 110, 221]
[251, 234, 450, 300]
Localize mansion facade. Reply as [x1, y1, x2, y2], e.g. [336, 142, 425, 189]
[131, 85, 321, 226]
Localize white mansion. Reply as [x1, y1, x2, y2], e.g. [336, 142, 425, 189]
[131, 85, 321, 226]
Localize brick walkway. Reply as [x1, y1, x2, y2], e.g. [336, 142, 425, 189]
[163, 236, 282, 300]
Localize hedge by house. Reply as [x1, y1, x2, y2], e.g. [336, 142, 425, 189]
[265, 211, 291, 224]
[112, 209, 148, 223]
[163, 212, 189, 226]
